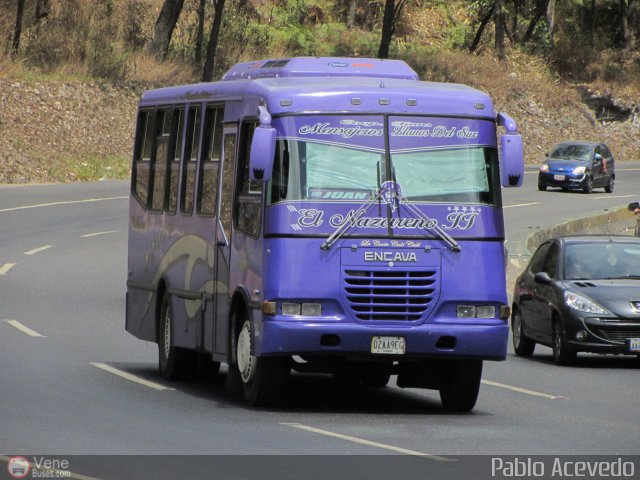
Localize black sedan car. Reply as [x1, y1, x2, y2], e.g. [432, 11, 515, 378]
[538, 141, 615, 193]
[511, 235, 640, 365]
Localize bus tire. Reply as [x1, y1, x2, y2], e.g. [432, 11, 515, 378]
[236, 318, 289, 406]
[158, 291, 197, 381]
[438, 360, 482, 412]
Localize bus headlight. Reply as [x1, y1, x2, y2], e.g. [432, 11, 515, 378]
[457, 305, 498, 319]
[281, 302, 322, 317]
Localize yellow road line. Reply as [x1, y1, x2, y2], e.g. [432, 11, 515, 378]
[3, 319, 46, 337]
[281, 422, 452, 461]
[24, 245, 53, 255]
[0, 196, 128, 213]
[482, 379, 569, 400]
[90, 363, 175, 391]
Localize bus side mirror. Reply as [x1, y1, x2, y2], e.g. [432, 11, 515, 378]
[249, 126, 276, 182]
[497, 112, 524, 188]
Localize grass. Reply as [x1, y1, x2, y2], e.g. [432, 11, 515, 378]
[48, 154, 131, 182]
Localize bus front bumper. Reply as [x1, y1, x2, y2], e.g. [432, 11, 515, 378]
[256, 320, 509, 361]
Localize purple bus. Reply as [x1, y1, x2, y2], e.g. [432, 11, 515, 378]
[126, 57, 524, 411]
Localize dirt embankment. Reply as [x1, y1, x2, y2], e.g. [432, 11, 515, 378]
[0, 75, 638, 184]
[0, 79, 141, 183]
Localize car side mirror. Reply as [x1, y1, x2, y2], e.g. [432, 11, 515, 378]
[249, 105, 276, 182]
[628, 202, 640, 211]
[534, 272, 552, 285]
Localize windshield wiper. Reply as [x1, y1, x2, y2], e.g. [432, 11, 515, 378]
[320, 177, 461, 252]
[603, 275, 640, 280]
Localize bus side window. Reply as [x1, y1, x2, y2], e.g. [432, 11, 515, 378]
[181, 105, 201, 214]
[167, 107, 183, 214]
[197, 105, 224, 216]
[150, 107, 172, 212]
[235, 122, 262, 237]
[132, 109, 154, 207]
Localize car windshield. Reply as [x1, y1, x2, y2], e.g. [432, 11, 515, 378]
[549, 144, 593, 161]
[564, 242, 640, 280]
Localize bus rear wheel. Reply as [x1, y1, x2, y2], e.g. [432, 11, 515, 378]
[236, 318, 290, 406]
[438, 360, 482, 412]
[158, 291, 198, 381]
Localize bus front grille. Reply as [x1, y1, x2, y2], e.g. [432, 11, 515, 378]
[343, 269, 438, 321]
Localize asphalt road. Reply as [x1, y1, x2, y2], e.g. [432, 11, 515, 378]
[1, 164, 639, 479]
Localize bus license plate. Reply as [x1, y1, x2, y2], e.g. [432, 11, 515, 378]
[371, 336, 405, 355]
[554, 174, 565, 181]
[629, 338, 640, 352]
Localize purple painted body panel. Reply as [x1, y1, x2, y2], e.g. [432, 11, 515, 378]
[126, 57, 517, 367]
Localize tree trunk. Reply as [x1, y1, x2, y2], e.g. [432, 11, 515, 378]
[347, 0, 356, 29]
[620, 0, 637, 49]
[547, 0, 556, 46]
[195, 0, 206, 64]
[377, 0, 405, 59]
[12, 0, 26, 58]
[202, 0, 226, 82]
[511, 0, 521, 42]
[469, 2, 496, 53]
[149, 0, 185, 61]
[522, 0, 548, 44]
[495, 0, 505, 59]
[378, 0, 395, 59]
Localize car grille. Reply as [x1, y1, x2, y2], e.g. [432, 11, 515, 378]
[594, 327, 640, 343]
[343, 269, 438, 321]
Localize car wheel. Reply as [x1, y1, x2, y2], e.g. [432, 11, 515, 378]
[552, 320, 576, 366]
[582, 175, 593, 194]
[512, 309, 536, 357]
[236, 317, 290, 406]
[158, 291, 198, 380]
[438, 360, 482, 412]
[538, 182, 547, 191]
[605, 176, 614, 193]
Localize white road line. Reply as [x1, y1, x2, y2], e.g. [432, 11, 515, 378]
[24, 245, 53, 255]
[90, 363, 175, 391]
[281, 423, 452, 460]
[504, 202, 540, 209]
[0, 263, 17, 275]
[4, 319, 46, 337]
[482, 379, 569, 400]
[0, 455, 102, 480]
[589, 194, 636, 200]
[0, 196, 128, 213]
[81, 230, 118, 238]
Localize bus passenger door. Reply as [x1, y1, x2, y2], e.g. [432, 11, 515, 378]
[213, 128, 237, 360]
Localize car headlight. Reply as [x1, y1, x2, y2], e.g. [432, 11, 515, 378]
[540, 164, 549, 172]
[572, 166, 586, 175]
[564, 292, 608, 314]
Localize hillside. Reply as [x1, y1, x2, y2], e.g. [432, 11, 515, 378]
[1, 53, 638, 185]
[1, 0, 639, 184]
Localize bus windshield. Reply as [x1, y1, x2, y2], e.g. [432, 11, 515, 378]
[268, 140, 499, 206]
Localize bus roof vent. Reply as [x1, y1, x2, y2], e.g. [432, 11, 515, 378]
[221, 57, 419, 81]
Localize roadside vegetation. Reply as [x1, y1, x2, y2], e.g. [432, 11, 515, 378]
[0, 0, 638, 183]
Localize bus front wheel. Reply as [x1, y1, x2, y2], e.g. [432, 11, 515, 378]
[158, 291, 197, 380]
[438, 360, 482, 412]
[236, 318, 290, 406]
